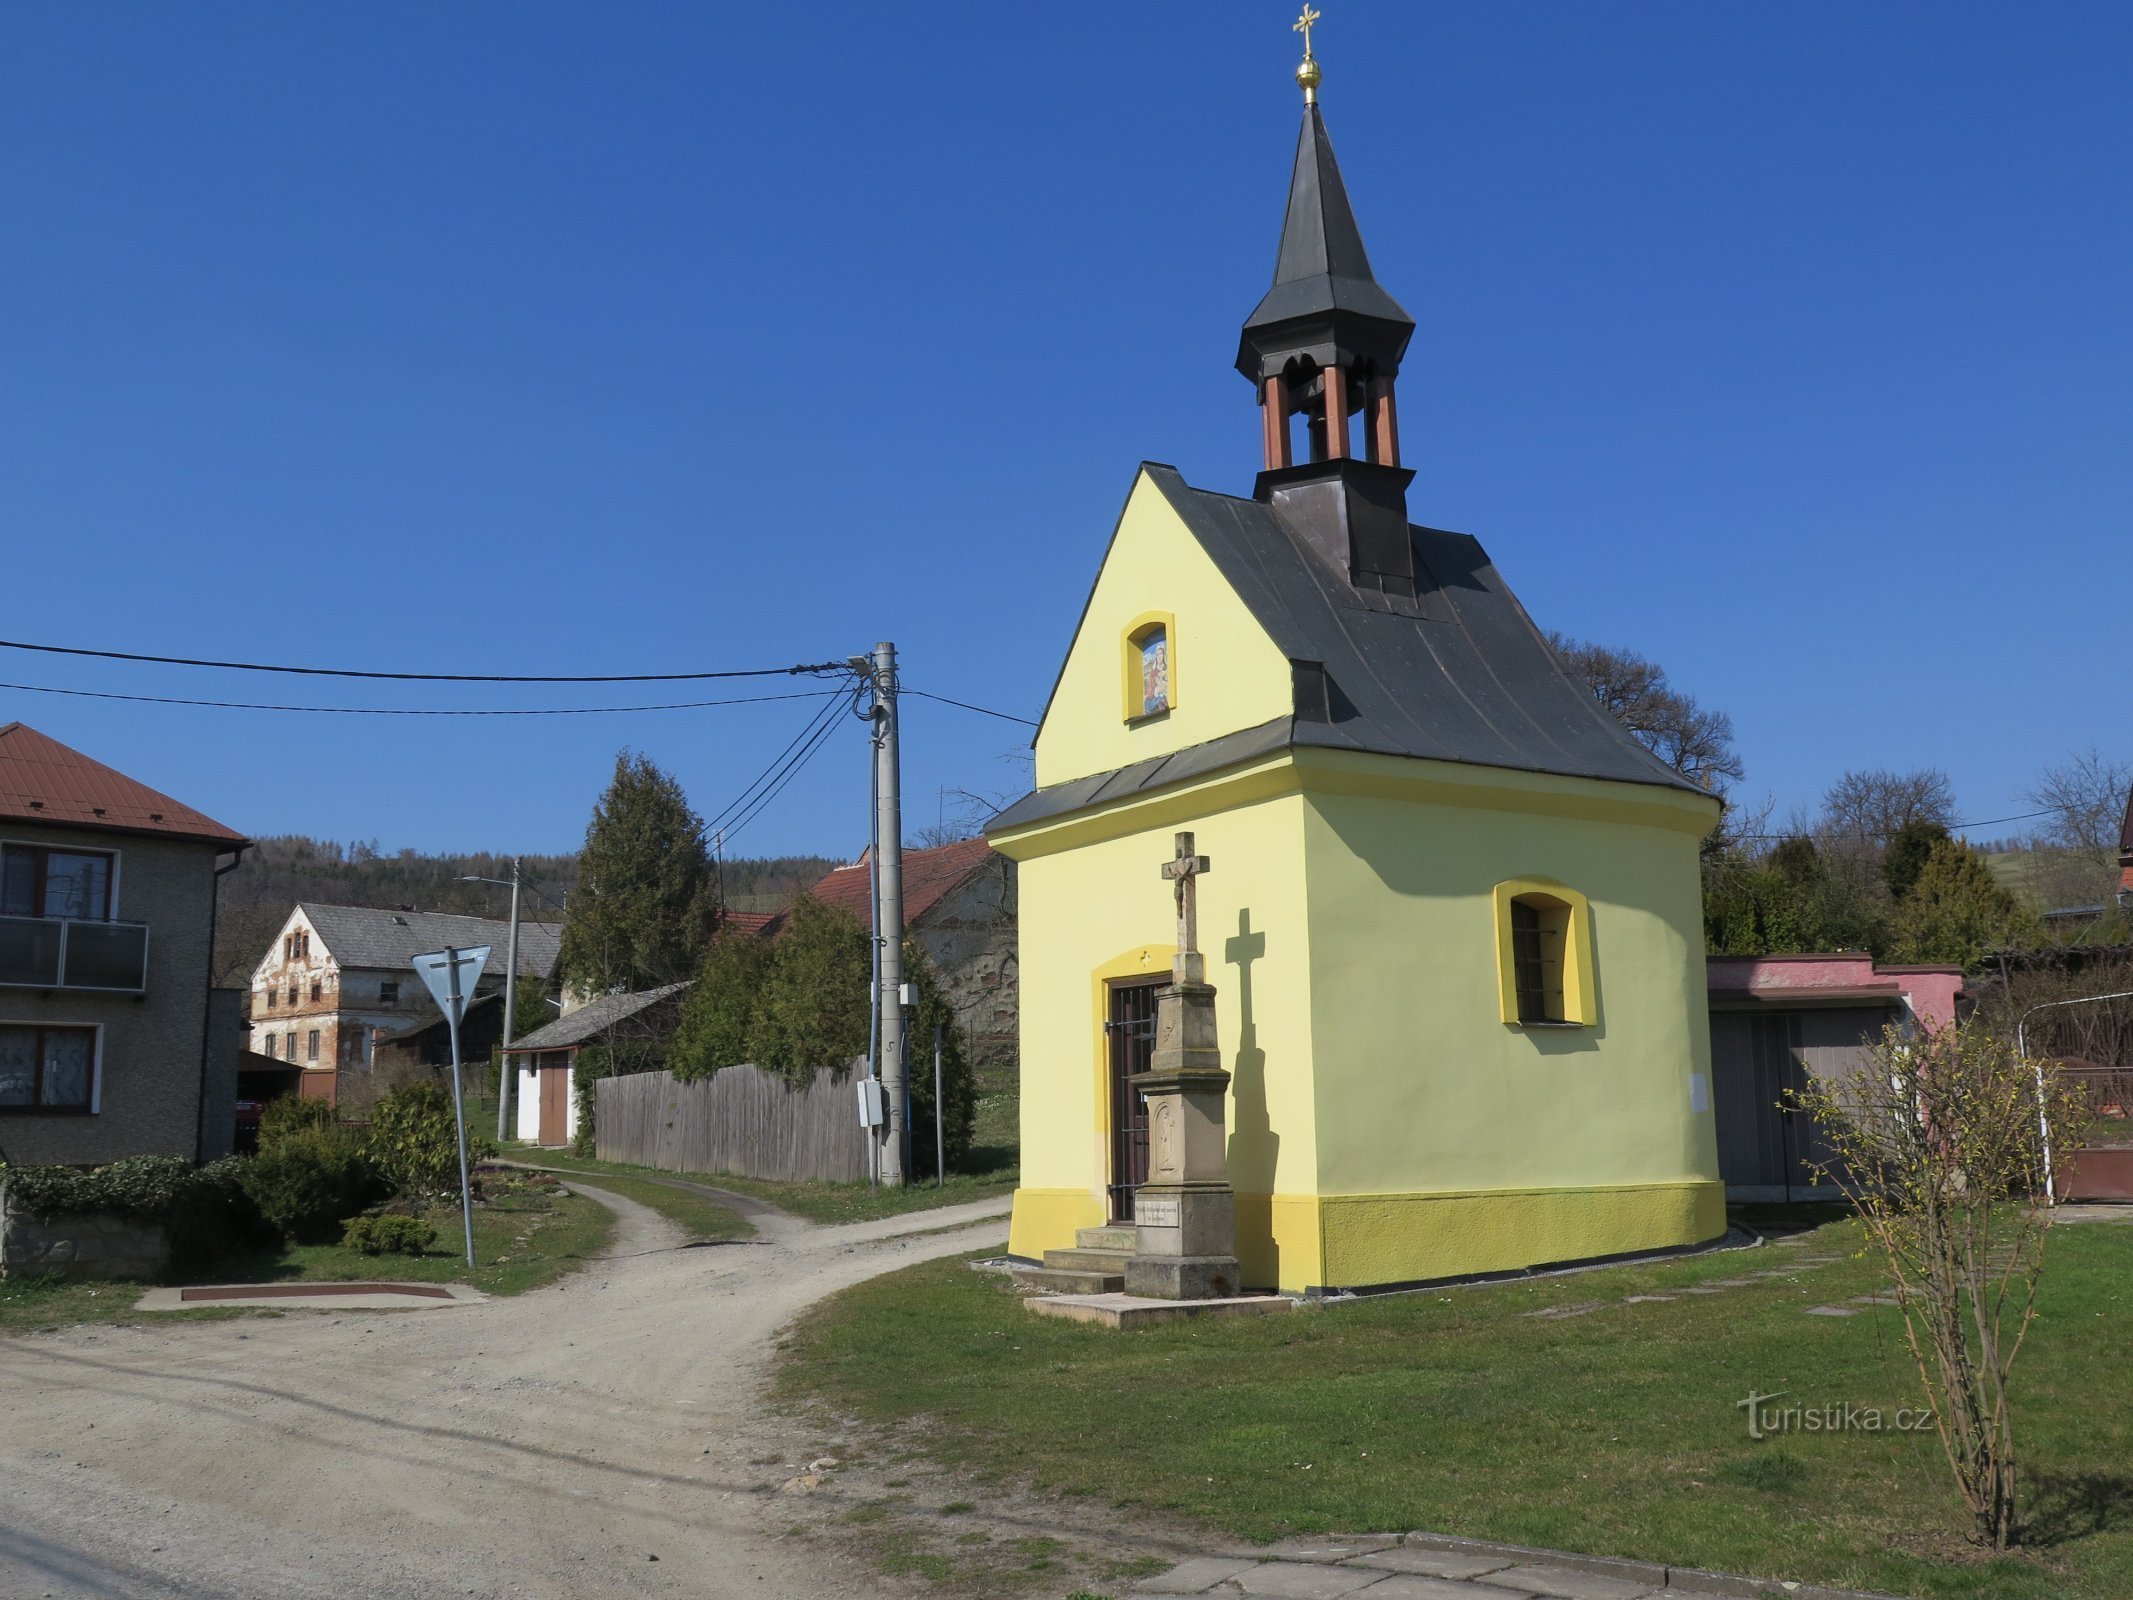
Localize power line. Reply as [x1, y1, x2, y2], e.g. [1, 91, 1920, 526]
[1729, 805, 2069, 845]
[702, 691, 855, 835]
[902, 687, 1039, 727]
[0, 680, 850, 717]
[714, 691, 858, 846]
[0, 635, 850, 685]
[724, 714, 847, 846]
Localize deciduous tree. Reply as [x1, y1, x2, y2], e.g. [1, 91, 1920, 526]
[1546, 633, 1743, 794]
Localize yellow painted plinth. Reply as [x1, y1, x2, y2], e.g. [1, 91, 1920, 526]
[1013, 1179, 1724, 1295]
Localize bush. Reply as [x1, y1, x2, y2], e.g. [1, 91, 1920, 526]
[0, 1155, 269, 1270]
[1, 1154, 195, 1218]
[165, 1156, 272, 1267]
[259, 1095, 337, 1147]
[240, 1127, 387, 1243]
[571, 1044, 611, 1156]
[367, 1082, 493, 1207]
[340, 1214, 437, 1256]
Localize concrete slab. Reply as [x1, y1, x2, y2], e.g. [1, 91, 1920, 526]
[1359, 1577, 1523, 1600]
[1348, 1547, 1516, 1579]
[1621, 1295, 1675, 1305]
[1804, 1305, 1858, 1317]
[1253, 1536, 1401, 1563]
[1022, 1290, 1296, 1330]
[1230, 1561, 1386, 1597]
[1470, 1562, 1658, 1599]
[136, 1282, 485, 1312]
[1132, 1555, 1259, 1592]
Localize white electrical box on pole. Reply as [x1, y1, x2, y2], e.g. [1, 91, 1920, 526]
[411, 943, 491, 1267]
[495, 857, 522, 1145]
[871, 640, 908, 1187]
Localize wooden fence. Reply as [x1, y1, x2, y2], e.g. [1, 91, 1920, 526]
[595, 1063, 870, 1182]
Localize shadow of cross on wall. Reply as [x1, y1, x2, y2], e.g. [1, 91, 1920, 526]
[1225, 909, 1276, 1192]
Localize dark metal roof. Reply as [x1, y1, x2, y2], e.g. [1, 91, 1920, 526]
[506, 981, 691, 1053]
[991, 466, 1713, 836]
[1237, 104, 1413, 381]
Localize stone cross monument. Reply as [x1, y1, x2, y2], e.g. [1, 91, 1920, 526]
[1125, 831, 1243, 1299]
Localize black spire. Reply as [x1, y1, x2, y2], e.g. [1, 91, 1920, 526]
[1240, 97, 1419, 602]
[1236, 103, 1414, 385]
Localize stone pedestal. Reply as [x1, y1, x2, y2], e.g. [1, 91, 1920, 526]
[1125, 969, 1241, 1300]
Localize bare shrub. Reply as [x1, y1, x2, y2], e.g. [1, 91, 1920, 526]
[1796, 1018, 2085, 1548]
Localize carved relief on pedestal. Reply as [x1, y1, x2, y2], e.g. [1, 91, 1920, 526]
[1151, 1098, 1181, 1180]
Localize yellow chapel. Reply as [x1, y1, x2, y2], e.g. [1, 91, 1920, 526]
[988, 44, 1727, 1297]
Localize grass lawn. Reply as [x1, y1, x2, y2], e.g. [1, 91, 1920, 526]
[2, 1169, 621, 1337]
[0, 1276, 256, 1337]
[521, 1147, 1019, 1227]
[781, 1216, 2133, 1600]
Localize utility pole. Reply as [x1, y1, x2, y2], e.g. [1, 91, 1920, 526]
[495, 857, 522, 1144]
[870, 641, 908, 1187]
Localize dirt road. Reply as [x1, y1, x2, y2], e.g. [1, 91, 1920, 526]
[0, 1181, 1010, 1600]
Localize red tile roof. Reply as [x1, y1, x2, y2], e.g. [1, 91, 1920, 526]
[774, 836, 997, 933]
[722, 910, 777, 938]
[0, 722, 247, 846]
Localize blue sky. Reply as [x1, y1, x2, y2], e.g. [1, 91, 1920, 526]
[2, 2, 2126, 858]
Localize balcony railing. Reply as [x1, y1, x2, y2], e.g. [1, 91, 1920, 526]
[0, 914, 151, 993]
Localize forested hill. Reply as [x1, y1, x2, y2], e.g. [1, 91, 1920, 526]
[212, 835, 840, 986]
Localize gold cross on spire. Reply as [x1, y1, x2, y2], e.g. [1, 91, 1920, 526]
[1293, 4, 1324, 104]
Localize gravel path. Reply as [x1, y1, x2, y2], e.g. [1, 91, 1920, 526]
[0, 1181, 1010, 1600]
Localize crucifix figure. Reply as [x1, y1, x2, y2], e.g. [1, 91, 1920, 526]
[1161, 831, 1212, 982]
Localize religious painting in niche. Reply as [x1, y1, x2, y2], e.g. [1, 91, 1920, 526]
[1138, 627, 1169, 717]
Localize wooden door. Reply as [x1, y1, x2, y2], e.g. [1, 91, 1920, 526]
[538, 1063, 568, 1147]
[1105, 980, 1161, 1222]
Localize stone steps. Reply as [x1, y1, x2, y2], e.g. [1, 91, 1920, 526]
[1013, 1265, 1126, 1294]
[1077, 1225, 1139, 1252]
[1043, 1246, 1135, 1274]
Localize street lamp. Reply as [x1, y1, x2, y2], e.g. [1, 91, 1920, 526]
[458, 861, 523, 1144]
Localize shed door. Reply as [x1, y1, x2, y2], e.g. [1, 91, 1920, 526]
[538, 1064, 569, 1147]
[1711, 1007, 1889, 1198]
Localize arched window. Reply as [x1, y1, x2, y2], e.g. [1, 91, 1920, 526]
[1492, 879, 1597, 1027]
[1121, 612, 1176, 722]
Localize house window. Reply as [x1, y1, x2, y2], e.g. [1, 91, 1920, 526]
[266, 987, 278, 1009]
[310, 978, 322, 1002]
[0, 845, 115, 920]
[289, 1032, 301, 1061]
[265, 1034, 278, 1058]
[306, 1030, 320, 1062]
[379, 980, 400, 1005]
[1121, 612, 1177, 721]
[0, 1024, 96, 1111]
[1492, 879, 1596, 1028]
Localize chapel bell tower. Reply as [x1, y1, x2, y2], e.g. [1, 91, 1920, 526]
[1240, 9, 1421, 600]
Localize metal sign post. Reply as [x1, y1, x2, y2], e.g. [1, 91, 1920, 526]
[412, 943, 492, 1268]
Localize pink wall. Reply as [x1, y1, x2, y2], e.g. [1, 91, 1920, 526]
[1707, 953, 1963, 1028]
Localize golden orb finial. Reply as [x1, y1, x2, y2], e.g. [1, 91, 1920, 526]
[1293, 4, 1323, 104]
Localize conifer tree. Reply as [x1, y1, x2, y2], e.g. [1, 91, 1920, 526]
[1893, 838, 2033, 966]
[559, 751, 717, 994]
[746, 896, 871, 1078]
[669, 927, 776, 1080]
